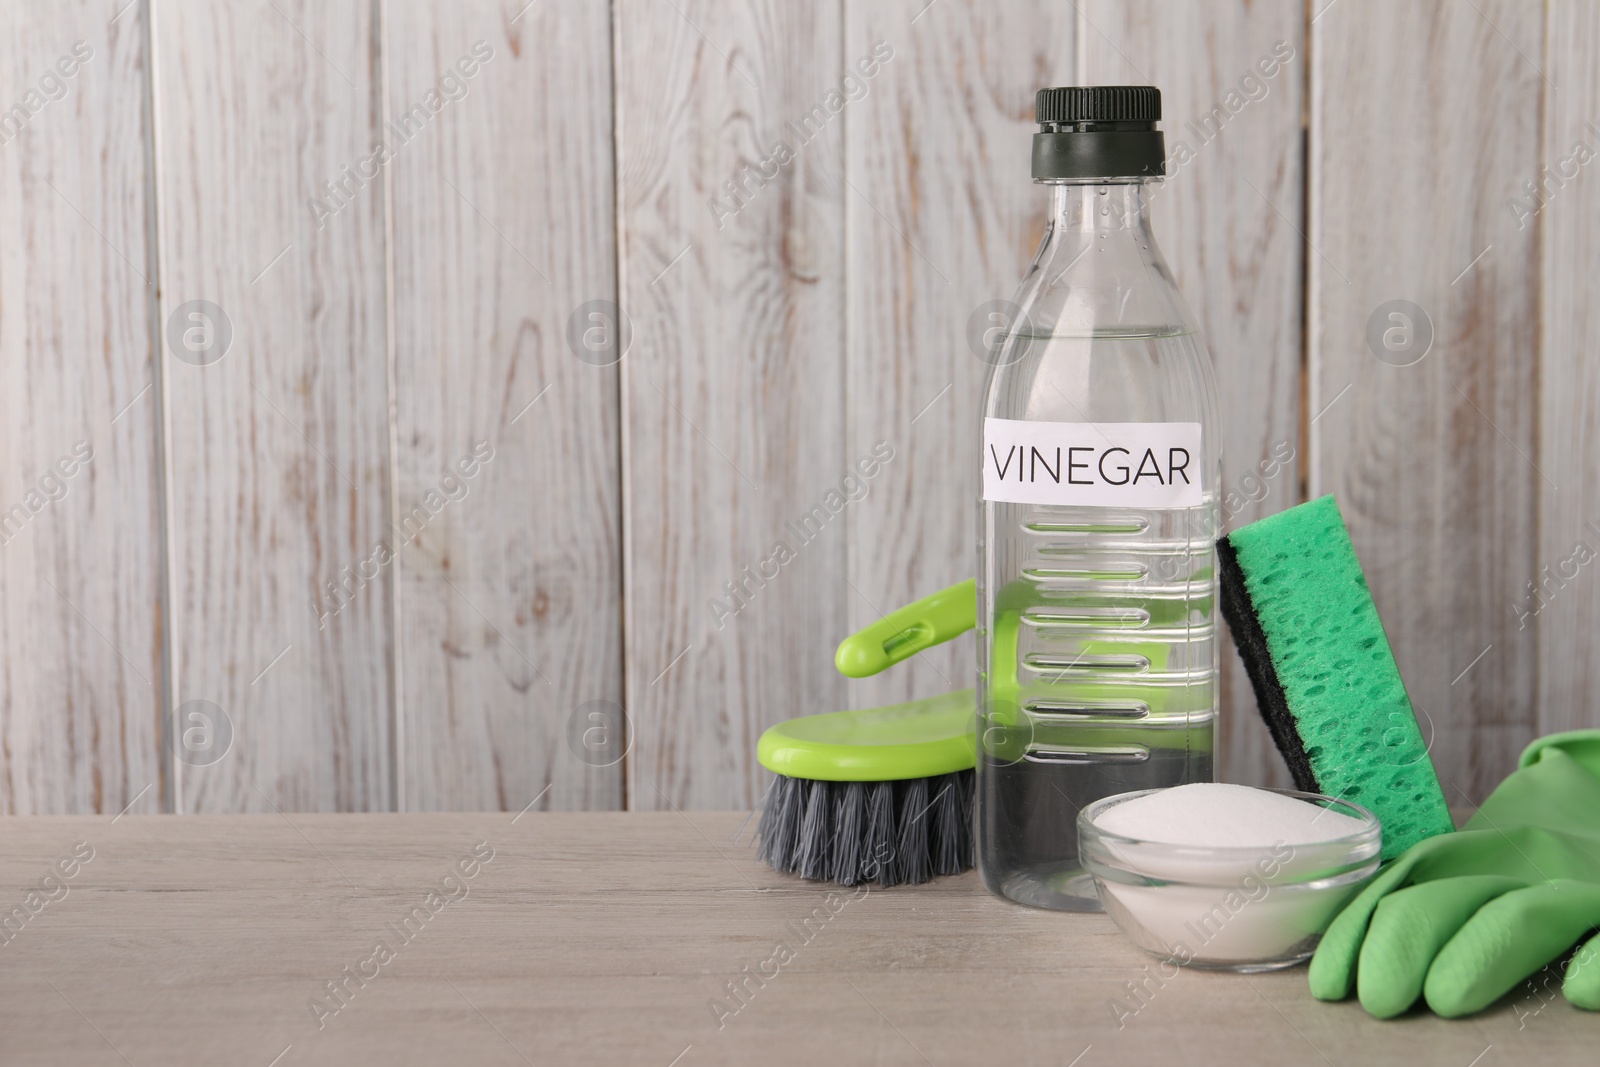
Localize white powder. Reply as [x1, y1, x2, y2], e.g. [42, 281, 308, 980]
[1087, 784, 1376, 967]
[1093, 782, 1367, 848]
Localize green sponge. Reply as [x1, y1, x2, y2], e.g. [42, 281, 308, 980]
[1217, 495, 1453, 860]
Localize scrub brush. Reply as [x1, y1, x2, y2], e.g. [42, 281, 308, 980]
[756, 689, 975, 886]
[758, 582, 979, 886]
[1216, 494, 1454, 859]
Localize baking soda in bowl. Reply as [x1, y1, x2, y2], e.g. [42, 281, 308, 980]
[1078, 784, 1382, 971]
[1094, 783, 1366, 845]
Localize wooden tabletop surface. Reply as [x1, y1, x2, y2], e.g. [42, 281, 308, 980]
[0, 811, 1589, 1065]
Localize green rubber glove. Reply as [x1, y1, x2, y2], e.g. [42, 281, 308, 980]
[1309, 730, 1600, 1018]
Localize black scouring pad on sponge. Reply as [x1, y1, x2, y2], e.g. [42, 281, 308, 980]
[1217, 495, 1454, 860]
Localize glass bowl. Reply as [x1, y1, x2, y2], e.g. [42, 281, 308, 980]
[1077, 787, 1382, 972]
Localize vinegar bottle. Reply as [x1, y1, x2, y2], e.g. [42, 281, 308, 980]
[977, 86, 1221, 910]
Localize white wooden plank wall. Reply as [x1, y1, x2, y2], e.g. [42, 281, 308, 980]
[156, 0, 395, 812]
[1080, 0, 1305, 788]
[1540, 3, 1600, 741]
[0, 0, 1594, 812]
[0, 2, 164, 814]
[843, 1, 1076, 713]
[616, 0, 848, 810]
[386, 0, 622, 814]
[1310, 0, 1542, 798]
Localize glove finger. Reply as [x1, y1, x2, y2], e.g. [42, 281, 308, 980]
[1563, 928, 1600, 1011]
[1356, 875, 1523, 1018]
[1425, 880, 1600, 1017]
[1308, 830, 1495, 1002]
[1308, 858, 1416, 1000]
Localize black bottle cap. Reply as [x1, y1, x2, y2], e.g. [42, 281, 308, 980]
[1032, 85, 1165, 181]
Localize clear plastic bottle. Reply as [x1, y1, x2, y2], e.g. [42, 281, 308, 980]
[977, 87, 1220, 910]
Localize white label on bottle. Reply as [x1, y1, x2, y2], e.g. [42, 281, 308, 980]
[982, 418, 1203, 508]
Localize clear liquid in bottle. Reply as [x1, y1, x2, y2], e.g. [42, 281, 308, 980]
[977, 88, 1220, 910]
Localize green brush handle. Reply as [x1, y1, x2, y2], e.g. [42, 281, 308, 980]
[835, 579, 975, 678]
[836, 577, 1180, 682]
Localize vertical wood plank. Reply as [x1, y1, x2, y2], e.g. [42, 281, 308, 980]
[1310, 0, 1542, 800]
[1081, 1, 1306, 788]
[0, 2, 165, 813]
[387, 0, 623, 812]
[842, 2, 1077, 712]
[1539, 3, 1600, 737]
[617, 0, 846, 809]
[156, 0, 393, 811]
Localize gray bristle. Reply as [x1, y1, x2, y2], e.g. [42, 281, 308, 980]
[831, 782, 865, 885]
[930, 773, 967, 876]
[794, 780, 832, 880]
[959, 772, 974, 868]
[757, 776, 803, 872]
[895, 777, 932, 885]
[864, 781, 896, 886]
[756, 770, 974, 887]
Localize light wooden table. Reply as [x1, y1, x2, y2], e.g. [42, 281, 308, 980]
[0, 812, 1589, 1065]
